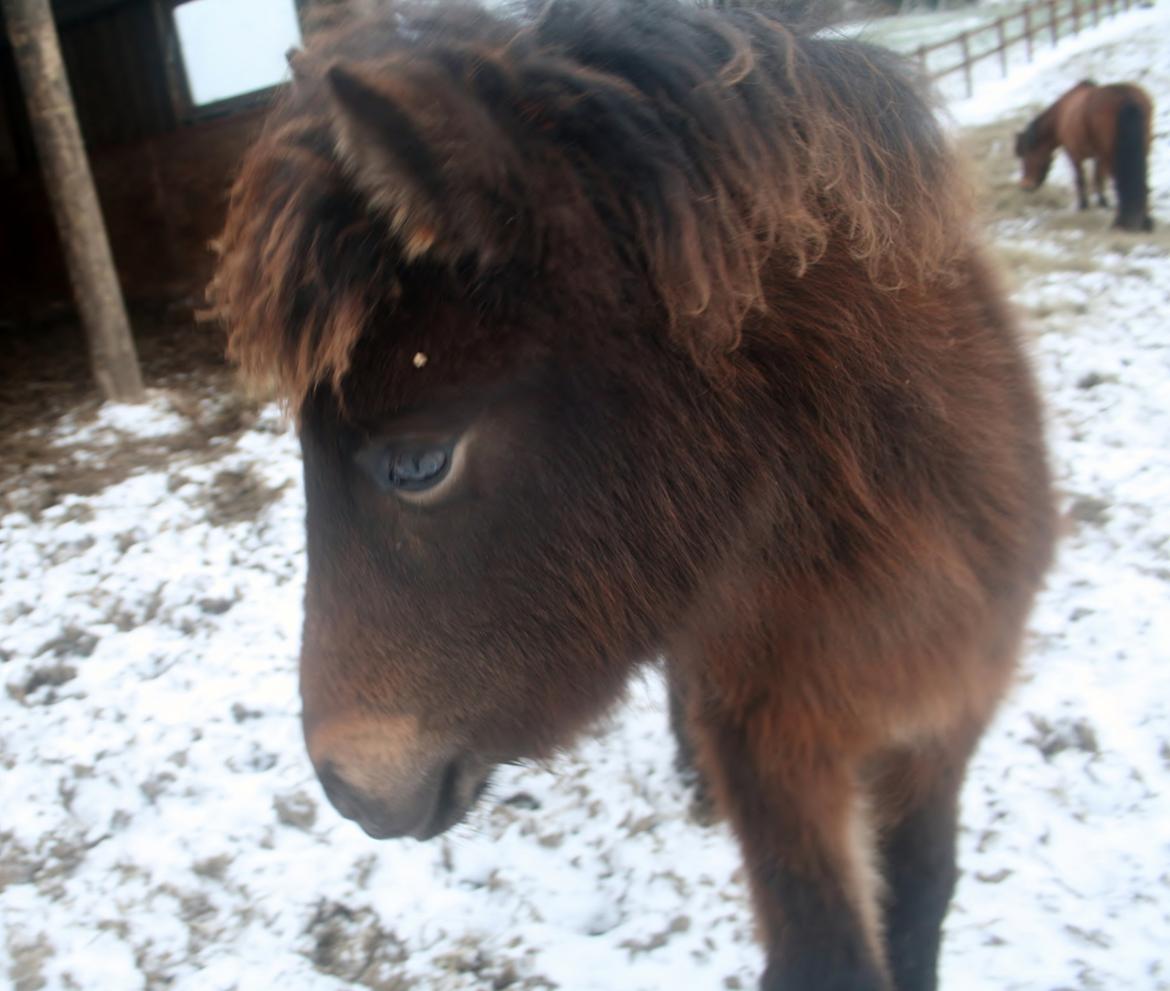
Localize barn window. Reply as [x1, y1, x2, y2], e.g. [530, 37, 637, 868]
[172, 0, 302, 108]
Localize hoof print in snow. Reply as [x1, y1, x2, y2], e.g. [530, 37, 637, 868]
[1025, 714, 1100, 760]
[501, 791, 541, 811]
[0, 838, 40, 891]
[140, 771, 177, 804]
[192, 854, 234, 881]
[227, 744, 278, 773]
[199, 597, 236, 616]
[230, 701, 264, 723]
[1076, 370, 1119, 389]
[620, 915, 692, 957]
[7, 663, 78, 705]
[40, 626, 98, 660]
[305, 900, 407, 987]
[275, 791, 318, 830]
[434, 941, 551, 990]
[3, 934, 54, 989]
[1067, 493, 1112, 527]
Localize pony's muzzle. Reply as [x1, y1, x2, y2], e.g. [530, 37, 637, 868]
[305, 716, 489, 840]
[314, 755, 455, 839]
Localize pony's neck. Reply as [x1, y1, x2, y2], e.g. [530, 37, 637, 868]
[1028, 106, 1061, 152]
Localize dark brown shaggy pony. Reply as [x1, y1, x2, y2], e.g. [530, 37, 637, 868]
[213, 2, 1054, 988]
[1015, 79, 1154, 231]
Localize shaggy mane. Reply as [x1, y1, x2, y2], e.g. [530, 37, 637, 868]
[211, 0, 971, 402]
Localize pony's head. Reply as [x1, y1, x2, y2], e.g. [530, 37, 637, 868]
[1015, 122, 1054, 190]
[211, 0, 966, 841]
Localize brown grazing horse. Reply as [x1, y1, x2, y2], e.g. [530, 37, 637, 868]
[1015, 79, 1154, 231]
[212, 2, 1055, 989]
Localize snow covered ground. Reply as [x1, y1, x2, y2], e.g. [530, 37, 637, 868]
[2, 4, 1169, 989]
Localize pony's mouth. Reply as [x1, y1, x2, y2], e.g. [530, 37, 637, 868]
[410, 761, 495, 841]
[344, 759, 495, 842]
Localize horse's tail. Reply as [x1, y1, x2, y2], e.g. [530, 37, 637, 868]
[1113, 99, 1152, 231]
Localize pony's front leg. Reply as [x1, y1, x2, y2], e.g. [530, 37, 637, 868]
[1071, 158, 1089, 210]
[870, 736, 978, 991]
[699, 707, 891, 991]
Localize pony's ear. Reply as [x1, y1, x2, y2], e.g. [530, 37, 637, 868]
[326, 64, 447, 258]
[325, 62, 526, 265]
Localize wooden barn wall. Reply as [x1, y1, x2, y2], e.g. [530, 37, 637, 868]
[0, 1, 268, 315]
[0, 109, 265, 315]
[1, 0, 176, 173]
[60, 1, 176, 148]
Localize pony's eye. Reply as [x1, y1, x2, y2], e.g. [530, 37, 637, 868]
[387, 447, 449, 491]
[356, 434, 466, 503]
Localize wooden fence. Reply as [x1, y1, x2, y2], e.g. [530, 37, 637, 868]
[916, 0, 1135, 98]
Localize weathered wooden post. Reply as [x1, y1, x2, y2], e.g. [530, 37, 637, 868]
[995, 16, 1008, 76]
[1048, 0, 1059, 44]
[2, 0, 145, 402]
[1024, 5, 1035, 61]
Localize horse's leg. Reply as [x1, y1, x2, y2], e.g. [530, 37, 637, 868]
[1072, 158, 1089, 210]
[1093, 159, 1109, 208]
[870, 736, 978, 991]
[666, 666, 716, 823]
[699, 707, 890, 991]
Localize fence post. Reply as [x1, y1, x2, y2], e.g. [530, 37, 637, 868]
[959, 31, 973, 98]
[1024, 5, 1034, 60]
[1091, 0, 1099, 26]
[1048, 0, 1058, 44]
[1072, 0, 1081, 33]
[996, 17, 1008, 76]
[917, 43, 927, 78]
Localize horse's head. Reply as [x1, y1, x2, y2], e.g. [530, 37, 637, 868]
[213, 1, 967, 841]
[1015, 123, 1054, 190]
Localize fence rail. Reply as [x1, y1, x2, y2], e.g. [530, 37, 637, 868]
[914, 0, 1135, 98]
